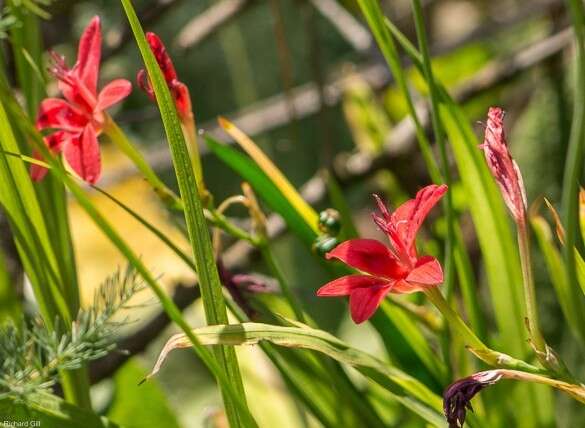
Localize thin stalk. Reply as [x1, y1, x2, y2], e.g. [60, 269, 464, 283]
[425, 287, 485, 351]
[208, 209, 259, 245]
[259, 244, 306, 322]
[103, 117, 256, 245]
[180, 115, 207, 196]
[411, 0, 455, 378]
[119, 2, 251, 424]
[425, 287, 546, 374]
[411, 0, 454, 297]
[517, 220, 546, 352]
[356, 0, 440, 179]
[102, 116, 182, 211]
[562, 0, 585, 322]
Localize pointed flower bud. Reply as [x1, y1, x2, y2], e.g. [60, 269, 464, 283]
[481, 107, 527, 224]
[137, 32, 192, 121]
[216, 258, 276, 319]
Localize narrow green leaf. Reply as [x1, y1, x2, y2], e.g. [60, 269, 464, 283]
[148, 321, 447, 427]
[113, 2, 253, 425]
[562, 0, 585, 355]
[91, 185, 195, 271]
[206, 135, 315, 244]
[218, 117, 319, 231]
[378, 301, 448, 385]
[531, 215, 585, 343]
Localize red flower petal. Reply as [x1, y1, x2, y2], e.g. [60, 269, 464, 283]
[146, 32, 177, 83]
[349, 286, 391, 324]
[63, 125, 101, 184]
[406, 255, 443, 285]
[389, 279, 418, 294]
[397, 184, 447, 251]
[36, 98, 86, 133]
[326, 239, 406, 279]
[96, 79, 132, 112]
[317, 275, 389, 296]
[75, 16, 101, 94]
[30, 131, 69, 181]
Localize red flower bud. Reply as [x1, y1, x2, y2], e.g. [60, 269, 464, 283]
[137, 32, 192, 121]
[481, 107, 527, 224]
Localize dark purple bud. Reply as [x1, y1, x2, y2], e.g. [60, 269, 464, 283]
[216, 258, 276, 319]
[444, 371, 502, 427]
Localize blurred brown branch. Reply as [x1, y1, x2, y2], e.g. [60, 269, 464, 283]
[174, 0, 255, 50]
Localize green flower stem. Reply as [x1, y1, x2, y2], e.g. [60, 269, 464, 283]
[517, 219, 546, 353]
[425, 287, 546, 374]
[207, 208, 258, 245]
[180, 114, 207, 195]
[425, 287, 485, 351]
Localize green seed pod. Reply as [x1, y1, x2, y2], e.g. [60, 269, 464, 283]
[318, 208, 342, 236]
[313, 235, 339, 256]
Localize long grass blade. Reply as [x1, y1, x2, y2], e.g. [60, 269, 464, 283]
[119, 2, 252, 424]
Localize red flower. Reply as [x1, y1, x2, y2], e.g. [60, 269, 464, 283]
[137, 32, 192, 120]
[481, 107, 527, 223]
[317, 184, 447, 324]
[31, 16, 132, 184]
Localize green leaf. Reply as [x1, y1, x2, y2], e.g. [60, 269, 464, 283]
[0, 392, 120, 428]
[218, 117, 319, 231]
[91, 185, 195, 271]
[118, 1, 252, 426]
[563, 0, 585, 368]
[148, 321, 447, 427]
[0, 245, 19, 322]
[531, 215, 585, 344]
[205, 135, 315, 244]
[377, 301, 448, 385]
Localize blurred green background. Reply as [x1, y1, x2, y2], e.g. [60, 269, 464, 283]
[2, 0, 582, 426]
